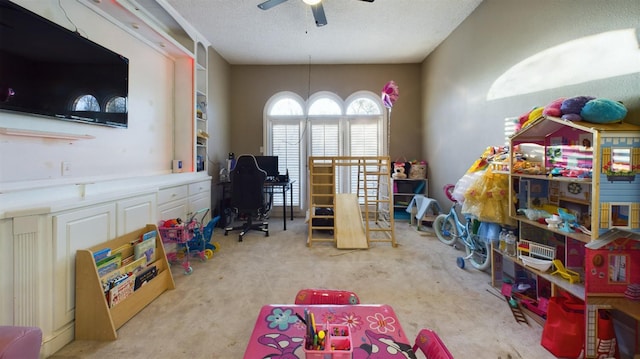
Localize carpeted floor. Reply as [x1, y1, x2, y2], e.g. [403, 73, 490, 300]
[50, 217, 556, 358]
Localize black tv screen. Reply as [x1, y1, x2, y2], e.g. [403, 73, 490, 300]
[0, 0, 129, 128]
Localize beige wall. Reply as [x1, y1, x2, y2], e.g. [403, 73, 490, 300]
[228, 64, 422, 160]
[422, 0, 640, 206]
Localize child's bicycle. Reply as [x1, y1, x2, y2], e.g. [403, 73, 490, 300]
[432, 184, 491, 270]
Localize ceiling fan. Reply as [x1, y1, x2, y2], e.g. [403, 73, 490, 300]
[257, 0, 374, 27]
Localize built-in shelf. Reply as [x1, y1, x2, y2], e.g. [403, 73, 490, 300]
[0, 127, 95, 140]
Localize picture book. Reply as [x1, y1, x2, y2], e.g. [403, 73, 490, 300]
[134, 265, 158, 290]
[121, 254, 135, 266]
[108, 275, 135, 308]
[92, 248, 111, 263]
[100, 256, 146, 293]
[125, 256, 147, 274]
[100, 266, 127, 292]
[111, 243, 132, 257]
[96, 253, 122, 278]
[134, 230, 157, 265]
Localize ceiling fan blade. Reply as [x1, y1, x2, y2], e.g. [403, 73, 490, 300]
[310, 2, 327, 27]
[257, 0, 288, 10]
[358, 0, 375, 2]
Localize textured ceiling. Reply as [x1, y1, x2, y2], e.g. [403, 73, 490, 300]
[163, 0, 483, 65]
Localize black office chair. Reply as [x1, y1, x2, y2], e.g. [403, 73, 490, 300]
[224, 155, 269, 242]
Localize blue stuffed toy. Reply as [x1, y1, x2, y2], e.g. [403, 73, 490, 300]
[580, 98, 628, 123]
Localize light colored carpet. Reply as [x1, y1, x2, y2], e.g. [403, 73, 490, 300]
[50, 217, 556, 358]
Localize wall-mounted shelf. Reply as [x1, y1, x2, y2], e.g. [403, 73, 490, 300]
[0, 127, 95, 140]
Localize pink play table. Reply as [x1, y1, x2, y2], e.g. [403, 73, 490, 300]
[243, 304, 417, 359]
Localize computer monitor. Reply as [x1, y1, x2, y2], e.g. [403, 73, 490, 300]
[255, 156, 279, 177]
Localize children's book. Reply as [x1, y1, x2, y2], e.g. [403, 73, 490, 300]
[134, 231, 156, 265]
[108, 275, 135, 308]
[96, 253, 122, 277]
[121, 254, 135, 266]
[125, 256, 147, 274]
[100, 256, 147, 293]
[93, 248, 111, 263]
[111, 243, 133, 257]
[134, 265, 158, 290]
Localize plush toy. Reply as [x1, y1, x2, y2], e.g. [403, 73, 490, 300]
[542, 97, 566, 117]
[580, 98, 627, 123]
[392, 163, 407, 179]
[519, 106, 544, 129]
[560, 96, 595, 121]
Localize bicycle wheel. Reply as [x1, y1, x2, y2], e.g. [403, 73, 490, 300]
[465, 236, 491, 270]
[433, 214, 457, 246]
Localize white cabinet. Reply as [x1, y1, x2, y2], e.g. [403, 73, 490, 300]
[53, 203, 117, 331]
[116, 193, 157, 236]
[0, 174, 211, 357]
[188, 180, 211, 223]
[158, 185, 189, 221]
[157, 179, 211, 223]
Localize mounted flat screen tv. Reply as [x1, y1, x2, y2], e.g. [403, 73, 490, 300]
[0, 0, 129, 128]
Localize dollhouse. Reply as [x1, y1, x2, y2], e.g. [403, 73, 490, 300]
[585, 228, 640, 296]
[492, 115, 640, 358]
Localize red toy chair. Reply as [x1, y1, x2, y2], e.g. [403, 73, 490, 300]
[412, 328, 454, 359]
[295, 289, 360, 305]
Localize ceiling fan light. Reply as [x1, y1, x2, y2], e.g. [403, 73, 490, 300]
[302, 0, 321, 5]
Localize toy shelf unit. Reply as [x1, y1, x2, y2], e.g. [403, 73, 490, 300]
[492, 115, 640, 357]
[491, 221, 587, 324]
[75, 224, 175, 341]
[392, 178, 428, 221]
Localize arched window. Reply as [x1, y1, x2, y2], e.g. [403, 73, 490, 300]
[265, 90, 385, 211]
[105, 96, 127, 113]
[73, 94, 100, 112]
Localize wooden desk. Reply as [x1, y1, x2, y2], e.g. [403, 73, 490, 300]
[243, 304, 417, 359]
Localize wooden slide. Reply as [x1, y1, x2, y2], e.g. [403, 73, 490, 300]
[335, 193, 368, 249]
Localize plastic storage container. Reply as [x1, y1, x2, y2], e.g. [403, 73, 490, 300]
[304, 324, 353, 359]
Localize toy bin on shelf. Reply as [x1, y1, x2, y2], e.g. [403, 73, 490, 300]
[304, 324, 353, 359]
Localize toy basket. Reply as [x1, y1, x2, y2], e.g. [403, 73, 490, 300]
[158, 221, 197, 244]
[517, 239, 555, 260]
[409, 162, 427, 179]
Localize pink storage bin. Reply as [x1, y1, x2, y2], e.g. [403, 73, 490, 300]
[304, 324, 352, 359]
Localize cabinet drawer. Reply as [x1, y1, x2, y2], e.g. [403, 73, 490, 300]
[188, 180, 211, 196]
[158, 185, 188, 204]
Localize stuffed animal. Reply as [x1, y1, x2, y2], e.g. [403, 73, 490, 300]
[392, 163, 407, 179]
[559, 96, 626, 123]
[543, 97, 566, 117]
[580, 98, 627, 123]
[518, 106, 544, 129]
[519, 96, 629, 129]
[560, 96, 595, 121]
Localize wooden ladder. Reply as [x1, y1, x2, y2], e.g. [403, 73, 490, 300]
[307, 156, 396, 248]
[359, 157, 396, 247]
[506, 295, 529, 324]
[307, 157, 336, 246]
